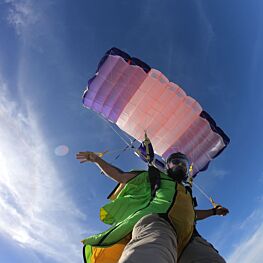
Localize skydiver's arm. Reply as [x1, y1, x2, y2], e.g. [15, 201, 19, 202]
[195, 206, 229, 220]
[94, 156, 139, 183]
[195, 209, 215, 220]
[76, 151, 139, 183]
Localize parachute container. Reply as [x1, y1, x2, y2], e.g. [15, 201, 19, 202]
[83, 48, 230, 176]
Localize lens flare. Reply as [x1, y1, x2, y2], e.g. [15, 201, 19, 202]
[54, 145, 69, 156]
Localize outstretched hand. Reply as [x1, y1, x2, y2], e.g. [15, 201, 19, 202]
[76, 152, 99, 163]
[215, 206, 229, 216]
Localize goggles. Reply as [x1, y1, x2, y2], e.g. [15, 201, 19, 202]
[167, 158, 190, 168]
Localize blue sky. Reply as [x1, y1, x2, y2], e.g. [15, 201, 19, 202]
[0, 0, 263, 262]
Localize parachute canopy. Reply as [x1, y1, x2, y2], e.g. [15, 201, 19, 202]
[83, 48, 230, 176]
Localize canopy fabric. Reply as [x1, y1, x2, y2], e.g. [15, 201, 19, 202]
[83, 47, 230, 176]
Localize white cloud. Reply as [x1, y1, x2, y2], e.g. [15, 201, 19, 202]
[209, 167, 229, 179]
[227, 208, 263, 263]
[5, 0, 41, 35]
[0, 77, 86, 262]
[193, 165, 229, 202]
[4, 0, 56, 56]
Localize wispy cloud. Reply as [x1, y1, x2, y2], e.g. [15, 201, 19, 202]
[4, 0, 61, 59]
[208, 167, 229, 180]
[5, 0, 41, 36]
[227, 208, 263, 263]
[0, 76, 86, 262]
[194, 165, 229, 199]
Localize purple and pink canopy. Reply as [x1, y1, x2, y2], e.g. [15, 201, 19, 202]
[83, 48, 230, 176]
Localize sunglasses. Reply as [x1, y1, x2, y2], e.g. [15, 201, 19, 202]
[168, 158, 189, 167]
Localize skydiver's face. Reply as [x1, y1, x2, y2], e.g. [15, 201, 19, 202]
[167, 158, 189, 183]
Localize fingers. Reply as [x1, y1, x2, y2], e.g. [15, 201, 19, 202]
[76, 152, 91, 158]
[76, 152, 90, 162]
[76, 155, 88, 161]
[223, 209, 229, 216]
[75, 151, 98, 163]
[80, 160, 88, 163]
[76, 156, 88, 162]
[76, 158, 88, 163]
[218, 207, 229, 216]
[76, 152, 90, 157]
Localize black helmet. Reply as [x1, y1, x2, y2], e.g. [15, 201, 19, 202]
[166, 152, 190, 164]
[166, 152, 190, 182]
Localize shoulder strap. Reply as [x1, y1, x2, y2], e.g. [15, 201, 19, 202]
[184, 184, 198, 207]
[148, 165, 161, 197]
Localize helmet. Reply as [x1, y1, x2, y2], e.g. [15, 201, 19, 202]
[166, 152, 190, 182]
[166, 152, 190, 165]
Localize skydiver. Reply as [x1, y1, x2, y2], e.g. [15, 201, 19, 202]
[76, 151, 229, 263]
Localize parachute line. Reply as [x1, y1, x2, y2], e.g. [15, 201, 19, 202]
[96, 113, 134, 147]
[192, 182, 211, 202]
[95, 113, 138, 163]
